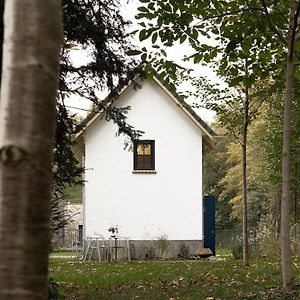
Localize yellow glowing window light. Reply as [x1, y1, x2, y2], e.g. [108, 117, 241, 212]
[137, 144, 151, 155]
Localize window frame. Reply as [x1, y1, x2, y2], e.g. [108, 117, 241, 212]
[133, 140, 155, 171]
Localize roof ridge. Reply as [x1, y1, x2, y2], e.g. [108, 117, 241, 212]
[74, 65, 216, 144]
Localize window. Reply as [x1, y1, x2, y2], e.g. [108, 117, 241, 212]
[134, 140, 155, 170]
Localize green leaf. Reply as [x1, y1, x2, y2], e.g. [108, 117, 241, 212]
[139, 29, 151, 41]
[244, 75, 255, 88]
[146, 71, 154, 79]
[228, 76, 243, 87]
[126, 50, 142, 56]
[194, 53, 202, 64]
[152, 32, 158, 44]
[294, 68, 300, 81]
[225, 40, 237, 54]
[138, 6, 149, 13]
[148, 2, 155, 10]
[141, 53, 147, 61]
[191, 29, 199, 40]
[165, 3, 172, 12]
[180, 34, 187, 44]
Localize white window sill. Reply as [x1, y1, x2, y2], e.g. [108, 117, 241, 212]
[132, 170, 157, 174]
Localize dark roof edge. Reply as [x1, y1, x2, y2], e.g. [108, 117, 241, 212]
[151, 69, 216, 138]
[74, 65, 217, 142]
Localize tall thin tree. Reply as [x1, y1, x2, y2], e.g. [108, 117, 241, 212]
[279, 0, 299, 290]
[0, 0, 62, 299]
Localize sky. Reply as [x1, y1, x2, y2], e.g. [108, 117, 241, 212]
[66, 0, 217, 124]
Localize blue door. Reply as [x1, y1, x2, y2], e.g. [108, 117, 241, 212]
[203, 196, 216, 256]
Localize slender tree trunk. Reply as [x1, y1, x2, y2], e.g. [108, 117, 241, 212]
[242, 85, 249, 266]
[281, 0, 298, 291]
[0, 1, 62, 299]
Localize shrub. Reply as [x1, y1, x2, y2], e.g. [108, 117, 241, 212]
[231, 244, 243, 259]
[51, 241, 61, 252]
[156, 235, 169, 259]
[145, 245, 156, 260]
[178, 243, 190, 259]
[256, 216, 280, 257]
[142, 241, 157, 260]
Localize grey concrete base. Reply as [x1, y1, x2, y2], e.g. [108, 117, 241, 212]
[129, 240, 203, 260]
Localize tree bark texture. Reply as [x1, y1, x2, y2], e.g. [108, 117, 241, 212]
[242, 88, 249, 267]
[0, 1, 62, 299]
[281, 0, 298, 291]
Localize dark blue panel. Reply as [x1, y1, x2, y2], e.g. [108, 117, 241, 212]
[203, 196, 216, 256]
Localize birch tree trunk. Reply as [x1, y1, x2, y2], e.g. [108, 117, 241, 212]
[0, 1, 62, 299]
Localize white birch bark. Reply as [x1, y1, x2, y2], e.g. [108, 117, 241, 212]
[0, 1, 62, 299]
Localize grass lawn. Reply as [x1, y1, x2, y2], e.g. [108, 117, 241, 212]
[49, 256, 300, 299]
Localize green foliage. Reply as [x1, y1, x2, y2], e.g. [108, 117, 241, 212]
[135, 0, 286, 90]
[51, 241, 61, 253]
[56, 0, 142, 190]
[203, 123, 239, 229]
[48, 278, 60, 300]
[62, 180, 82, 203]
[219, 135, 268, 226]
[256, 215, 280, 258]
[231, 244, 243, 260]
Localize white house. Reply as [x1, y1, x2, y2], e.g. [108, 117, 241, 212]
[73, 73, 216, 258]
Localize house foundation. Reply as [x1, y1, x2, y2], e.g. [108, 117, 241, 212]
[129, 240, 203, 260]
[82, 239, 204, 261]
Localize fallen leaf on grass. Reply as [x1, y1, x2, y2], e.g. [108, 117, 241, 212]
[137, 285, 145, 289]
[171, 280, 179, 287]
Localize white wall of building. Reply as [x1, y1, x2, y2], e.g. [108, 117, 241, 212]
[84, 78, 203, 240]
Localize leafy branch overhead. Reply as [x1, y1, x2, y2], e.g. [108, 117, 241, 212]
[54, 0, 143, 189]
[136, 0, 300, 289]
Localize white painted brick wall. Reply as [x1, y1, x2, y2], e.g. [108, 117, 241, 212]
[84, 78, 203, 241]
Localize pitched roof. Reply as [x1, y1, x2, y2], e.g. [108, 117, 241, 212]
[74, 71, 216, 146]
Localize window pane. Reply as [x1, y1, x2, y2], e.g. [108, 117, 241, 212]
[137, 144, 151, 155]
[134, 140, 155, 170]
[137, 155, 151, 169]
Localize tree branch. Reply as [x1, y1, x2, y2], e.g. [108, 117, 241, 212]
[194, 7, 264, 23]
[259, 0, 288, 46]
[249, 96, 267, 121]
[274, 2, 290, 26]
